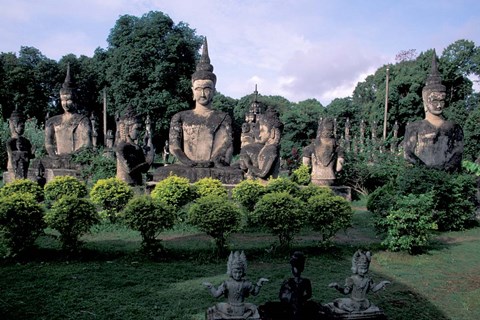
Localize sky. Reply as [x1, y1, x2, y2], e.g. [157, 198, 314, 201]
[0, 0, 479, 106]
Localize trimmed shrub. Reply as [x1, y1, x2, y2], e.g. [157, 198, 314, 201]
[150, 175, 194, 210]
[306, 193, 353, 245]
[44, 176, 87, 205]
[291, 164, 311, 185]
[122, 196, 176, 252]
[44, 196, 99, 252]
[193, 177, 228, 198]
[297, 184, 333, 203]
[90, 178, 134, 222]
[188, 195, 241, 253]
[232, 179, 266, 212]
[381, 193, 437, 254]
[253, 192, 304, 247]
[0, 193, 45, 257]
[0, 178, 44, 202]
[265, 177, 300, 196]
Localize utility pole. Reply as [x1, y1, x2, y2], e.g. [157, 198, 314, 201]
[383, 66, 390, 140]
[103, 87, 107, 145]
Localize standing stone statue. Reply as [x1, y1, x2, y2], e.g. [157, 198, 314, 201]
[44, 65, 92, 157]
[202, 251, 268, 320]
[115, 106, 154, 185]
[238, 106, 283, 181]
[404, 50, 464, 172]
[327, 250, 390, 319]
[5, 108, 35, 180]
[169, 38, 233, 168]
[303, 118, 344, 186]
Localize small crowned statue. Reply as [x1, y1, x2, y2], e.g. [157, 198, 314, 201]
[6, 108, 35, 179]
[115, 105, 154, 185]
[327, 250, 390, 316]
[203, 251, 268, 320]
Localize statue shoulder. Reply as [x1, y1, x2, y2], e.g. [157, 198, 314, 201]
[45, 115, 62, 127]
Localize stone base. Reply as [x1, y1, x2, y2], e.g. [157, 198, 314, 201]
[149, 164, 244, 184]
[330, 186, 352, 201]
[324, 303, 387, 319]
[2, 171, 15, 184]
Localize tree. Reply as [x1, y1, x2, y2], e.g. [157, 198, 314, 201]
[98, 11, 203, 147]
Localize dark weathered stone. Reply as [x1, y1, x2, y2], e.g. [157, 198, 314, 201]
[203, 251, 268, 320]
[404, 50, 463, 172]
[237, 106, 283, 181]
[303, 118, 344, 186]
[150, 164, 243, 184]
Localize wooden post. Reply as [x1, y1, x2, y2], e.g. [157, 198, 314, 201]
[383, 66, 389, 140]
[103, 87, 107, 146]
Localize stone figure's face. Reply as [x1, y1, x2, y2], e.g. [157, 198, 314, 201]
[231, 267, 245, 281]
[424, 91, 446, 116]
[257, 122, 270, 144]
[129, 122, 141, 141]
[10, 120, 25, 136]
[192, 79, 215, 106]
[60, 92, 74, 112]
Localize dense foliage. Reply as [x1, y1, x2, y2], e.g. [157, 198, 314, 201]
[121, 195, 176, 252]
[188, 195, 241, 253]
[306, 193, 353, 245]
[253, 192, 304, 247]
[44, 176, 88, 205]
[0, 178, 44, 202]
[90, 177, 134, 222]
[150, 175, 194, 210]
[44, 196, 99, 252]
[0, 193, 45, 257]
[192, 177, 228, 198]
[231, 179, 266, 213]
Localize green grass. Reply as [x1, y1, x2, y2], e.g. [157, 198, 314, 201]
[1, 210, 480, 320]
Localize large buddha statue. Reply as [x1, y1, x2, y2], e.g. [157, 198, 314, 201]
[169, 38, 233, 168]
[5, 108, 35, 180]
[404, 51, 464, 172]
[44, 65, 92, 157]
[150, 38, 242, 184]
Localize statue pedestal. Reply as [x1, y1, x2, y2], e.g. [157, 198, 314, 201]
[324, 303, 387, 319]
[2, 171, 15, 184]
[306, 183, 352, 201]
[149, 164, 244, 184]
[30, 156, 82, 183]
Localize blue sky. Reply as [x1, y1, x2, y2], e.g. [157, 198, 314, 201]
[0, 0, 479, 105]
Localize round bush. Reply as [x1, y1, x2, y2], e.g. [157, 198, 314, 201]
[150, 175, 194, 210]
[265, 177, 300, 196]
[44, 196, 99, 251]
[0, 178, 44, 202]
[0, 193, 45, 256]
[381, 193, 437, 254]
[297, 184, 333, 203]
[188, 195, 241, 252]
[193, 177, 228, 198]
[232, 179, 266, 212]
[291, 164, 311, 185]
[307, 193, 353, 244]
[90, 177, 134, 221]
[44, 176, 87, 204]
[253, 192, 304, 247]
[122, 196, 176, 249]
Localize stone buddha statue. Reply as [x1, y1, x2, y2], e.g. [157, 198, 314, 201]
[115, 106, 154, 186]
[238, 106, 283, 181]
[5, 108, 35, 180]
[303, 117, 344, 186]
[44, 65, 92, 157]
[403, 51, 464, 172]
[169, 38, 233, 168]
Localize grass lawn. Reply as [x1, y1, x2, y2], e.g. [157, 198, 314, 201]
[1, 203, 479, 320]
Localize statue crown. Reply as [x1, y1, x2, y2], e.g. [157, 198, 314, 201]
[227, 251, 247, 275]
